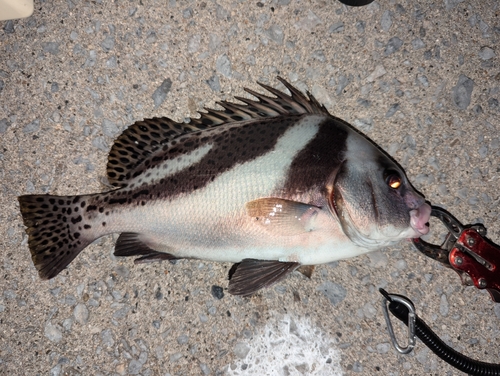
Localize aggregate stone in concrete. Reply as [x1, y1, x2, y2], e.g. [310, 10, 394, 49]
[1, 1, 500, 375]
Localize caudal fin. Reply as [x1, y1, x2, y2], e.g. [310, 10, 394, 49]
[18, 194, 98, 279]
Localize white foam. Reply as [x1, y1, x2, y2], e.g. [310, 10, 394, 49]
[227, 314, 344, 375]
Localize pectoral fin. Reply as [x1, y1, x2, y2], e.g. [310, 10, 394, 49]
[245, 198, 320, 236]
[228, 259, 300, 296]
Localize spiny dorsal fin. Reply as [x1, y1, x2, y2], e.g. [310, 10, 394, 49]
[244, 77, 329, 116]
[106, 77, 330, 187]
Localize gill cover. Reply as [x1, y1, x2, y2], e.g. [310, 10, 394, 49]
[331, 140, 424, 249]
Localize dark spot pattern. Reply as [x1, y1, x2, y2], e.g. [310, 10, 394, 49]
[71, 215, 82, 224]
[17, 193, 101, 280]
[108, 197, 127, 205]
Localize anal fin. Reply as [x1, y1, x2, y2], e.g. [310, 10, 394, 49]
[297, 265, 315, 279]
[133, 253, 179, 264]
[114, 232, 178, 264]
[228, 259, 300, 296]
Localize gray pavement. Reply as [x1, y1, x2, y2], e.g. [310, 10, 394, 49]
[1, 0, 500, 375]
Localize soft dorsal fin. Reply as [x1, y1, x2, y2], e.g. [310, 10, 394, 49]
[106, 77, 330, 187]
[106, 117, 205, 186]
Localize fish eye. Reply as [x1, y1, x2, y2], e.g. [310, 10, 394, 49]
[385, 170, 402, 189]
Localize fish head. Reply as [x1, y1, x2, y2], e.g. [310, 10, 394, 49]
[328, 133, 431, 249]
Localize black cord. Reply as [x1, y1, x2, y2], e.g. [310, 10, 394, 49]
[381, 289, 500, 376]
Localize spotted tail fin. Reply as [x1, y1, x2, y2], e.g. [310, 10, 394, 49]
[18, 194, 99, 279]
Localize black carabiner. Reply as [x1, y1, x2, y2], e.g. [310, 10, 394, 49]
[379, 289, 500, 376]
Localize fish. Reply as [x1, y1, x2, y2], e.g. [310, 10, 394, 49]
[18, 77, 431, 296]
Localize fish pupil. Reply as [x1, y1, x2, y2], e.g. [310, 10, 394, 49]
[384, 169, 402, 189]
[387, 175, 402, 189]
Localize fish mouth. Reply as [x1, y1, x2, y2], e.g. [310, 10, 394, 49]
[409, 202, 431, 237]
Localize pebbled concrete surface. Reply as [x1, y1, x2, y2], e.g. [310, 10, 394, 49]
[1, 1, 500, 375]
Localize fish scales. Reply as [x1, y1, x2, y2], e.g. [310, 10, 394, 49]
[18, 77, 431, 296]
[86, 115, 331, 253]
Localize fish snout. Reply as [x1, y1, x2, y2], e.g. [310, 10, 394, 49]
[403, 189, 427, 211]
[409, 202, 431, 237]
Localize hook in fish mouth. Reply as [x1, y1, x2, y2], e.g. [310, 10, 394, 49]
[409, 202, 432, 237]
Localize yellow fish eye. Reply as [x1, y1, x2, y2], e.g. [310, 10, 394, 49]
[387, 174, 402, 189]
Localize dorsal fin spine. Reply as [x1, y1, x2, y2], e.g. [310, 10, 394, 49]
[106, 77, 331, 187]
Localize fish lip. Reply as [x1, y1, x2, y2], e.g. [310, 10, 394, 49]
[330, 190, 340, 219]
[409, 202, 431, 237]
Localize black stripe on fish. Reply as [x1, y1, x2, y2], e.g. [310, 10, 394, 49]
[107, 77, 328, 187]
[283, 117, 349, 195]
[96, 115, 309, 209]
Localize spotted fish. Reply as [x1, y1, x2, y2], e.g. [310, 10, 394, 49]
[18, 78, 431, 295]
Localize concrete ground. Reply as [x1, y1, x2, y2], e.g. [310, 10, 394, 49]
[1, 0, 500, 375]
